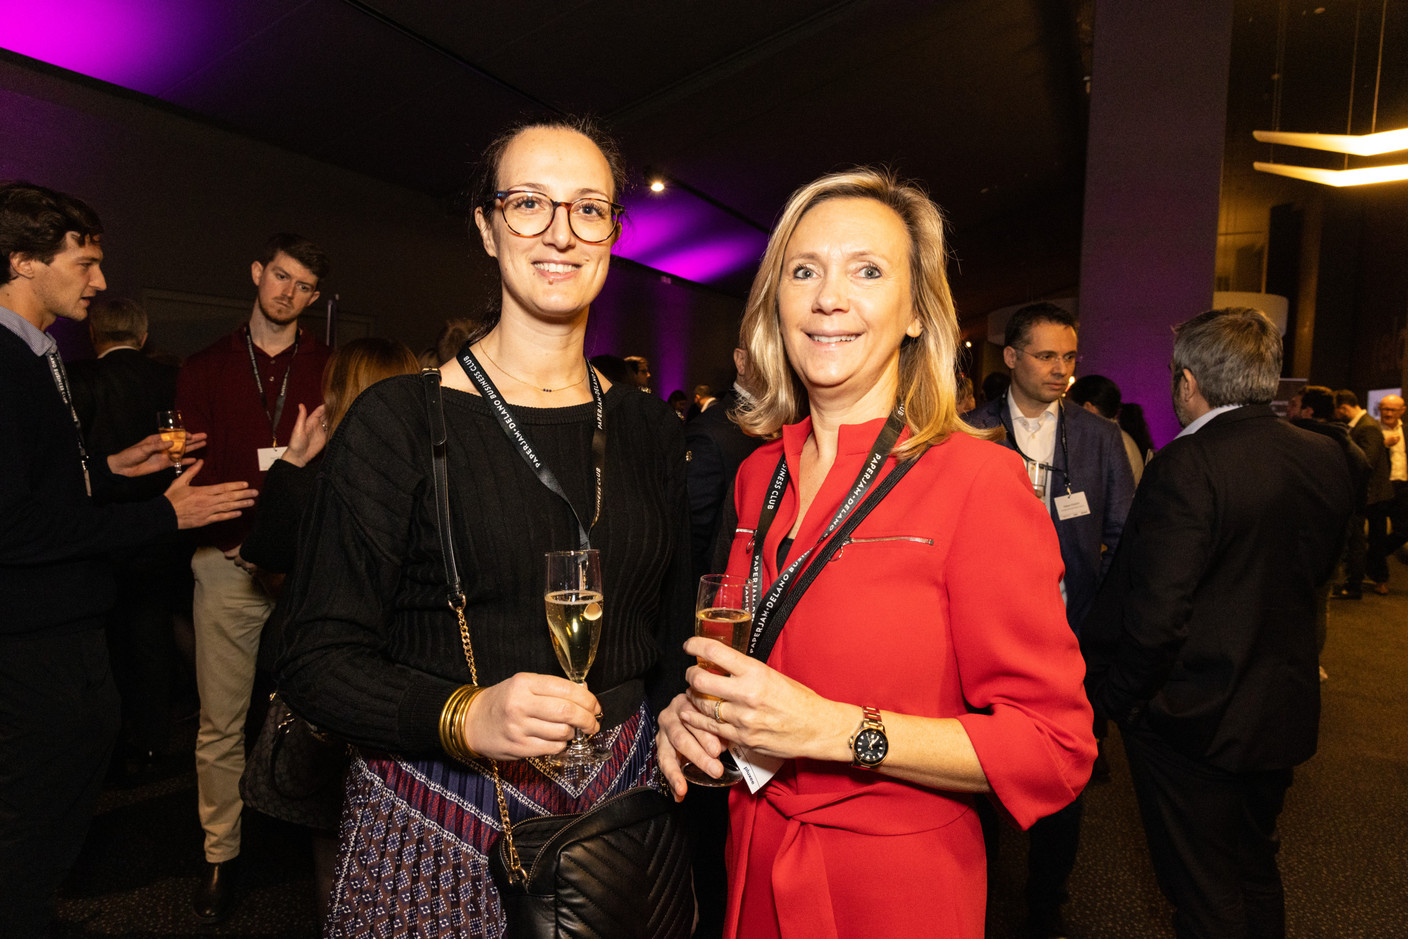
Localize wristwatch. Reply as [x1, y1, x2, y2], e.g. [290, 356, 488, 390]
[849, 706, 889, 769]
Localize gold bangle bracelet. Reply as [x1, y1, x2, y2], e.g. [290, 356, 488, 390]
[456, 685, 485, 760]
[442, 686, 473, 762]
[452, 685, 486, 762]
[439, 684, 482, 763]
[446, 685, 476, 760]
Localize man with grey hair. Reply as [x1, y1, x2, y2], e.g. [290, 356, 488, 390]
[68, 297, 183, 775]
[1083, 307, 1354, 938]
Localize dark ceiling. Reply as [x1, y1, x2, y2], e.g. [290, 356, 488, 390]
[2, 0, 1094, 303]
[14, 2, 1397, 313]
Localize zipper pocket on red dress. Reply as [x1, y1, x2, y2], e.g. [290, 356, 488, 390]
[829, 535, 933, 560]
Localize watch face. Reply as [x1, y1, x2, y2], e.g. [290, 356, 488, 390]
[854, 728, 888, 766]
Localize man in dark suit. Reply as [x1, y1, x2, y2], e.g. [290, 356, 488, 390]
[69, 297, 180, 500]
[682, 346, 763, 939]
[685, 348, 763, 580]
[0, 181, 255, 936]
[68, 297, 187, 772]
[967, 302, 1134, 937]
[1286, 385, 1371, 677]
[1084, 308, 1354, 938]
[1332, 389, 1392, 598]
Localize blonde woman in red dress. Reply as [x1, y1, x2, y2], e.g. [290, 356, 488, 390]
[657, 168, 1097, 938]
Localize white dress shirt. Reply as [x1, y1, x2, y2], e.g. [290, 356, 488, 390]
[1007, 392, 1060, 509]
[1175, 404, 1242, 440]
[1384, 422, 1406, 482]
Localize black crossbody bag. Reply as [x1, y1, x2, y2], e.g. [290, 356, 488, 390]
[420, 367, 692, 939]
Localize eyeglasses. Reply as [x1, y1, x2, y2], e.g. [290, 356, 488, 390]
[494, 190, 623, 244]
[1014, 348, 1082, 367]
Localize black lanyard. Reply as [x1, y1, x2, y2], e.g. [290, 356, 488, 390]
[746, 408, 906, 655]
[45, 349, 92, 497]
[458, 345, 605, 550]
[999, 393, 1074, 496]
[244, 327, 300, 447]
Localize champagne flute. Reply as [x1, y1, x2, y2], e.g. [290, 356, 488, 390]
[157, 410, 188, 475]
[544, 549, 609, 767]
[683, 573, 756, 787]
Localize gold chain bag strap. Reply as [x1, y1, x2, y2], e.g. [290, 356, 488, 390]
[419, 368, 692, 938]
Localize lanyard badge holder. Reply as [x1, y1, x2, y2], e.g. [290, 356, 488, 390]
[246, 327, 301, 469]
[1000, 396, 1091, 520]
[733, 409, 919, 790]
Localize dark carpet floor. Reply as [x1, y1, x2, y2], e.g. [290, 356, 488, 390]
[53, 584, 1407, 937]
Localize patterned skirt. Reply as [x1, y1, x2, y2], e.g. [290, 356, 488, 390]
[325, 701, 658, 939]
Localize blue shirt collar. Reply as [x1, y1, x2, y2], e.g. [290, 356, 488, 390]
[0, 304, 56, 357]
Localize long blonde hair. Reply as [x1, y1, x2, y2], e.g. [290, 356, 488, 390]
[321, 337, 419, 434]
[735, 167, 992, 457]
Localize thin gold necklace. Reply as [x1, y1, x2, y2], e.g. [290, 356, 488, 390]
[476, 342, 588, 393]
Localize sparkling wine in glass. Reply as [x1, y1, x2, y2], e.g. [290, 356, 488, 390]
[544, 549, 609, 767]
[157, 410, 187, 475]
[683, 573, 756, 787]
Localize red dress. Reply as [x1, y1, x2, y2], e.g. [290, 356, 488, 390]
[722, 418, 1096, 939]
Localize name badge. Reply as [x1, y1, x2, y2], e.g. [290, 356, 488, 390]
[257, 446, 288, 471]
[1054, 491, 1091, 520]
[731, 743, 784, 794]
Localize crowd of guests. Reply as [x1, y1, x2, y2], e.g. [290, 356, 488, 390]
[0, 111, 1396, 939]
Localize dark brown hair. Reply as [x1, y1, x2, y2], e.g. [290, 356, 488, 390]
[259, 232, 330, 283]
[464, 115, 626, 344]
[0, 181, 103, 284]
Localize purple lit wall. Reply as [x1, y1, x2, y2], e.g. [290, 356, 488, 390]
[1, 11, 759, 393]
[1077, 1, 1234, 448]
[592, 186, 765, 395]
[588, 259, 745, 401]
[615, 188, 767, 289]
[0, 1, 216, 93]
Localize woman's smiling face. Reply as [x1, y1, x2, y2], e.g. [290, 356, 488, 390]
[778, 196, 920, 403]
[475, 126, 616, 325]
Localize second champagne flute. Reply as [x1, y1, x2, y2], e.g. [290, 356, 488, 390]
[157, 410, 187, 475]
[683, 573, 756, 787]
[543, 549, 609, 767]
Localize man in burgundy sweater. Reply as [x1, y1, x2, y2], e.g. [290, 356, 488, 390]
[175, 233, 332, 921]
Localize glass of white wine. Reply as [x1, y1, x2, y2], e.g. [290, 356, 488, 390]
[683, 573, 756, 787]
[157, 410, 187, 475]
[544, 549, 608, 767]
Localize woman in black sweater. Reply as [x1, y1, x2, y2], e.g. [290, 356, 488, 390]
[277, 117, 692, 936]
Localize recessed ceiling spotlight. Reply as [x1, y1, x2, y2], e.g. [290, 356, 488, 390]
[650, 180, 666, 193]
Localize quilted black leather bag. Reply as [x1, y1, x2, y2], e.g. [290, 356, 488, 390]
[488, 785, 694, 939]
[240, 692, 348, 832]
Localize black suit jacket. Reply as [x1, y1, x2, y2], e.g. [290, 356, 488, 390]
[684, 390, 763, 580]
[68, 347, 180, 502]
[1349, 413, 1392, 505]
[1082, 405, 1355, 771]
[968, 395, 1134, 632]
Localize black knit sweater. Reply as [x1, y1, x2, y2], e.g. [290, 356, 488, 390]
[276, 375, 694, 755]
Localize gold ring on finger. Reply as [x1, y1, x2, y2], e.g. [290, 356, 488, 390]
[713, 699, 726, 724]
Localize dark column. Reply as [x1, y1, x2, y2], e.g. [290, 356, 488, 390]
[1077, 1, 1235, 446]
[1266, 203, 1304, 376]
